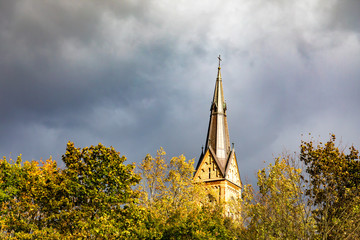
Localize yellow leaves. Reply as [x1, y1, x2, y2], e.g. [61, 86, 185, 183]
[137, 148, 214, 237]
[138, 148, 168, 207]
[242, 155, 310, 239]
[0, 142, 144, 238]
[300, 134, 360, 239]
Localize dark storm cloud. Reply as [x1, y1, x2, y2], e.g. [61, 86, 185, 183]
[1, 0, 360, 185]
[330, 0, 360, 32]
[0, 0, 177, 161]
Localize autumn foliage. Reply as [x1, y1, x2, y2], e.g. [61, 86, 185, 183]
[0, 142, 141, 239]
[1, 134, 359, 239]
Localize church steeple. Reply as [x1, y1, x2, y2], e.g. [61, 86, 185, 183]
[194, 56, 242, 204]
[205, 55, 231, 167]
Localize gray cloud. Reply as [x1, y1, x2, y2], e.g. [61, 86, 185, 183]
[330, 0, 360, 32]
[1, 0, 360, 185]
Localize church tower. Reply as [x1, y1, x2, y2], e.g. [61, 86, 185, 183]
[194, 56, 242, 203]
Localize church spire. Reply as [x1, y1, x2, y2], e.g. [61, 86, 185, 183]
[205, 55, 231, 166]
[194, 56, 242, 203]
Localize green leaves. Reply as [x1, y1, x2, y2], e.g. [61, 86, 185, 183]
[137, 149, 239, 239]
[240, 157, 312, 239]
[2, 135, 358, 239]
[301, 134, 360, 239]
[0, 142, 143, 239]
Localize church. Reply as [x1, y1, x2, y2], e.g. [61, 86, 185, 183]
[194, 56, 242, 203]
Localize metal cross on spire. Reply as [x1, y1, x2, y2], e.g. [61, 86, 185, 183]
[218, 55, 222, 68]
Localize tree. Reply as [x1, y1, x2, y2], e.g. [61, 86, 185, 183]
[137, 149, 239, 239]
[0, 156, 63, 239]
[239, 157, 314, 239]
[60, 142, 142, 238]
[0, 142, 144, 239]
[300, 134, 360, 239]
[138, 148, 167, 207]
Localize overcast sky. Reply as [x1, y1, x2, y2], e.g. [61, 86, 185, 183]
[1, 0, 360, 184]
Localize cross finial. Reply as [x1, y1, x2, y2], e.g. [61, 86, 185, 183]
[218, 55, 222, 68]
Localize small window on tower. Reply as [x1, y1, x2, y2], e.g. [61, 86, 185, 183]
[209, 168, 211, 179]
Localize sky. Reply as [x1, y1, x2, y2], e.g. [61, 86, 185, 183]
[1, 0, 360, 184]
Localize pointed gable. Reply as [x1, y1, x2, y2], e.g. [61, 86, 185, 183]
[194, 148, 224, 181]
[224, 150, 242, 186]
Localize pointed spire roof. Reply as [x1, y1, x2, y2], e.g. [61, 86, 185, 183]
[204, 55, 231, 167]
[212, 56, 224, 114]
[194, 56, 242, 189]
